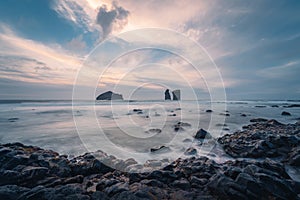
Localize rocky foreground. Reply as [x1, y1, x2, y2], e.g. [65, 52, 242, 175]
[0, 120, 300, 200]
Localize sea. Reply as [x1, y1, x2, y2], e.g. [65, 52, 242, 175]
[0, 100, 299, 165]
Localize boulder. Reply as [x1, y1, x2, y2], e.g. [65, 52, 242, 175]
[172, 90, 181, 101]
[281, 111, 291, 116]
[194, 129, 212, 139]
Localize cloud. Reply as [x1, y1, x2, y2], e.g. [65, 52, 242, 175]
[0, 24, 82, 85]
[66, 35, 87, 53]
[96, 1, 130, 39]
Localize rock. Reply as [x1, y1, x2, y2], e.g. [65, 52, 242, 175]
[281, 111, 291, 116]
[133, 109, 142, 112]
[284, 104, 300, 108]
[8, 118, 19, 122]
[240, 114, 247, 117]
[206, 110, 213, 113]
[176, 122, 191, 127]
[255, 105, 266, 108]
[174, 124, 184, 132]
[96, 91, 123, 100]
[220, 113, 230, 116]
[104, 182, 129, 196]
[171, 179, 190, 190]
[172, 90, 181, 101]
[184, 147, 197, 155]
[194, 129, 212, 139]
[250, 118, 268, 122]
[169, 113, 176, 116]
[164, 89, 171, 100]
[21, 166, 49, 180]
[150, 146, 170, 153]
[0, 185, 30, 200]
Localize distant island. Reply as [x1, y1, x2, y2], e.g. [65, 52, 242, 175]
[165, 89, 181, 101]
[96, 91, 123, 100]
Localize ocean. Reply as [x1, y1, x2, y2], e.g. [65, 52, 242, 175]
[0, 100, 299, 165]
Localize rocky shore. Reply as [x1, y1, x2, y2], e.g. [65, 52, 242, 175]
[0, 120, 300, 199]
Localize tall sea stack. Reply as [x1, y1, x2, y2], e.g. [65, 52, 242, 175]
[165, 89, 171, 100]
[172, 90, 180, 101]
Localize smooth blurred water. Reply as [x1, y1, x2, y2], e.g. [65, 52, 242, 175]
[0, 100, 299, 163]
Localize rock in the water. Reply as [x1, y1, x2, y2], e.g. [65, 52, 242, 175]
[206, 110, 213, 113]
[96, 91, 123, 100]
[145, 129, 162, 134]
[150, 146, 170, 153]
[250, 118, 268, 122]
[281, 111, 291, 116]
[194, 129, 212, 139]
[184, 147, 197, 155]
[172, 90, 181, 101]
[164, 89, 171, 100]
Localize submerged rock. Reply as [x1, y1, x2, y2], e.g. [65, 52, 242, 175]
[282, 111, 291, 116]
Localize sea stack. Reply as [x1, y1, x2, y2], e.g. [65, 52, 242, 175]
[172, 89, 180, 101]
[165, 89, 171, 100]
[96, 91, 123, 100]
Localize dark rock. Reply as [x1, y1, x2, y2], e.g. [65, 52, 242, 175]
[255, 105, 266, 108]
[132, 109, 142, 112]
[171, 179, 190, 190]
[172, 90, 180, 101]
[281, 111, 291, 116]
[145, 128, 161, 134]
[0, 185, 29, 200]
[177, 122, 191, 127]
[250, 118, 268, 122]
[220, 113, 230, 116]
[240, 114, 247, 117]
[150, 146, 170, 153]
[164, 89, 171, 100]
[284, 104, 300, 108]
[96, 91, 123, 100]
[174, 125, 184, 132]
[104, 182, 129, 196]
[194, 129, 212, 139]
[8, 118, 19, 122]
[206, 110, 213, 113]
[184, 147, 197, 155]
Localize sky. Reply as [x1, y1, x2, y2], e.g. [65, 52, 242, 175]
[0, 0, 300, 100]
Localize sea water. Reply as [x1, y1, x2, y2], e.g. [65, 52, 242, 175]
[0, 100, 299, 164]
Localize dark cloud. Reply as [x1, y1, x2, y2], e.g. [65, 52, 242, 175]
[96, 1, 129, 39]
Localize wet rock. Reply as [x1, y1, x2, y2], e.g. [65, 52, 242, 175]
[133, 109, 142, 112]
[171, 179, 190, 190]
[104, 182, 129, 196]
[282, 111, 291, 116]
[250, 118, 268, 122]
[0, 185, 29, 200]
[240, 114, 247, 117]
[8, 118, 19, 122]
[150, 146, 170, 153]
[184, 147, 197, 155]
[145, 128, 161, 134]
[206, 110, 213, 113]
[194, 129, 212, 139]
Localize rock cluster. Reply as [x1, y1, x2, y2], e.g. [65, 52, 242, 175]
[0, 120, 299, 199]
[218, 120, 300, 164]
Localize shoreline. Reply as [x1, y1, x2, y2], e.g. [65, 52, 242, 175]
[0, 119, 299, 199]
